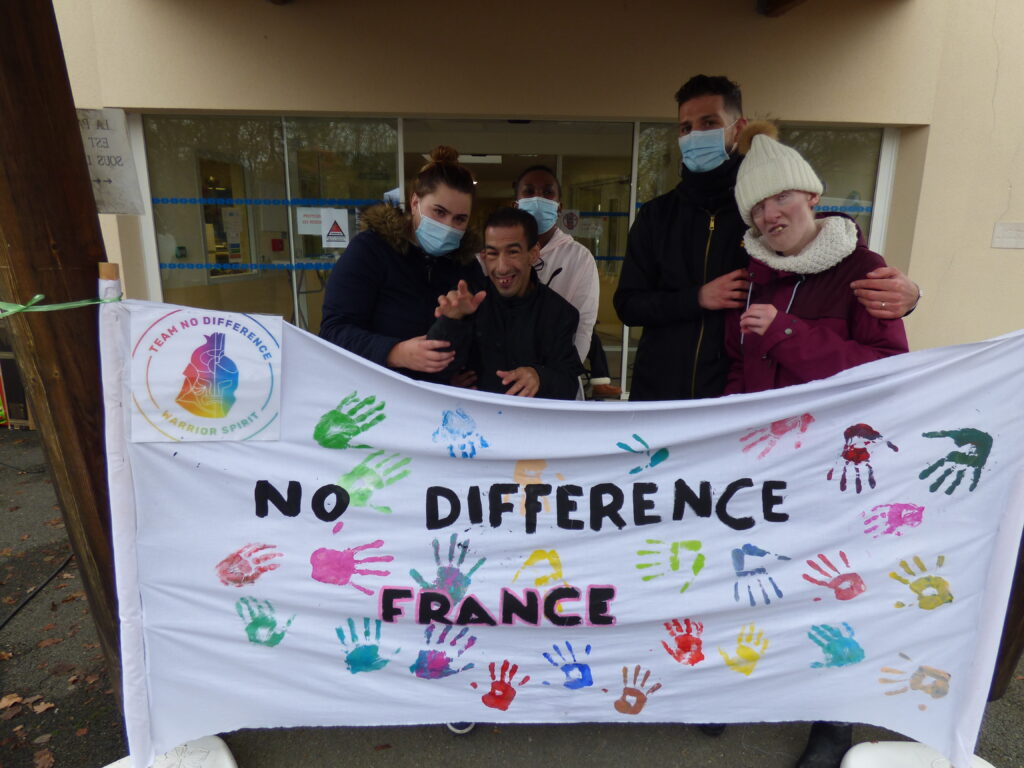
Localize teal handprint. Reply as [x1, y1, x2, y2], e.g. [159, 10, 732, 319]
[410, 534, 485, 603]
[235, 597, 294, 647]
[919, 428, 993, 494]
[339, 450, 411, 514]
[313, 392, 386, 450]
[336, 617, 399, 674]
[616, 434, 669, 475]
[808, 623, 865, 668]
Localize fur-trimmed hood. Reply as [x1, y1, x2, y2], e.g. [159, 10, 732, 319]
[359, 203, 481, 265]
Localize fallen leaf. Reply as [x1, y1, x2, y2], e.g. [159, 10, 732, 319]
[373, 744, 392, 751]
[0, 651, 12, 660]
[1, 703, 22, 720]
[68, 675, 80, 685]
[40, 623, 56, 632]
[61, 591, 86, 603]
[36, 638, 62, 649]
[0, 548, 13, 557]
[6, 506, 18, 512]
[82, 643, 99, 650]
[43, 518, 63, 527]
[2, 596, 16, 605]
[76, 727, 89, 736]
[33, 747, 55, 768]
[23, 695, 42, 706]
[84, 674, 99, 684]
[20, 534, 30, 541]
[32, 733, 52, 744]
[31, 701, 55, 714]
[0, 693, 23, 709]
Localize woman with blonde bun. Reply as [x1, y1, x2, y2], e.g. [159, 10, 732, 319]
[724, 123, 907, 396]
[320, 145, 481, 381]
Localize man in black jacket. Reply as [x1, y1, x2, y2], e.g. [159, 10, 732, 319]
[428, 208, 582, 400]
[614, 74, 920, 402]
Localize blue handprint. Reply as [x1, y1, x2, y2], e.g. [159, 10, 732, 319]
[432, 408, 489, 458]
[335, 617, 399, 674]
[542, 641, 594, 689]
[616, 434, 669, 474]
[808, 623, 865, 668]
[410, 534, 486, 603]
[732, 543, 790, 606]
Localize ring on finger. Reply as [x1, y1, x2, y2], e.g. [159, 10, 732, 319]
[881, 301, 887, 309]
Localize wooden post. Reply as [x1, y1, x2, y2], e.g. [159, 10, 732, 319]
[0, 2, 120, 694]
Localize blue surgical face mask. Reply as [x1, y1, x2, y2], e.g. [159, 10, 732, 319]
[415, 212, 464, 256]
[516, 196, 559, 235]
[678, 121, 737, 173]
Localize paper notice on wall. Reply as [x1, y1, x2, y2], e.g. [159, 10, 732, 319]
[321, 209, 350, 249]
[296, 208, 322, 235]
[576, 217, 604, 238]
[77, 108, 145, 215]
[559, 209, 580, 235]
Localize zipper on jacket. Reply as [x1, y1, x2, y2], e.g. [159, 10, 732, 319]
[690, 213, 716, 398]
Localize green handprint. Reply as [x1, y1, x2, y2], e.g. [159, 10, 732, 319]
[235, 597, 294, 647]
[313, 392, 386, 450]
[919, 427, 993, 494]
[339, 450, 411, 514]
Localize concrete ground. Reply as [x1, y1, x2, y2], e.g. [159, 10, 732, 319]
[2, 428, 1022, 768]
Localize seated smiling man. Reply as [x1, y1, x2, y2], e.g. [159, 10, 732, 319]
[428, 207, 583, 400]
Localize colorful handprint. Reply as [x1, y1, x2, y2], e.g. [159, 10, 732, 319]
[432, 408, 489, 458]
[801, 551, 866, 601]
[808, 623, 865, 668]
[732, 543, 789, 606]
[826, 423, 898, 493]
[661, 618, 705, 666]
[879, 652, 951, 710]
[919, 428, 993, 494]
[718, 623, 768, 677]
[313, 391, 386, 449]
[613, 665, 662, 715]
[408, 623, 476, 679]
[335, 617, 398, 674]
[740, 413, 814, 459]
[861, 503, 925, 538]
[616, 434, 669, 475]
[636, 539, 705, 593]
[216, 543, 282, 586]
[310, 538, 393, 596]
[410, 534, 485, 603]
[542, 642, 593, 689]
[889, 555, 953, 610]
[235, 597, 293, 647]
[338, 450, 411, 514]
[474, 660, 530, 711]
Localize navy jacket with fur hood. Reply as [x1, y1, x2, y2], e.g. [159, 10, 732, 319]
[319, 204, 480, 381]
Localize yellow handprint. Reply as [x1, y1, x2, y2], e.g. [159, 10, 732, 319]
[889, 555, 953, 610]
[718, 623, 769, 677]
[513, 549, 567, 588]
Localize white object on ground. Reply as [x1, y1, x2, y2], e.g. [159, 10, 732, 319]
[841, 741, 996, 768]
[102, 735, 237, 768]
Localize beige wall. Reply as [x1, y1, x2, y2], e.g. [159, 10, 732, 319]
[54, 0, 1024, 348]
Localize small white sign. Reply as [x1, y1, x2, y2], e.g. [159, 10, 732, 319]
[321, 208, 350, 249]
[296, 207, 322, 235]
[77, 108, 145, 215]
[992, 222, 1024, 249]
[558, 209, 580, 234]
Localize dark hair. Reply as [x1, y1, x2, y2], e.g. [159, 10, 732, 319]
[484, 207, 539, 249]
[512, 164, 561, 199]
[674, 75, 743, 117]
[409, 145, 476, 201]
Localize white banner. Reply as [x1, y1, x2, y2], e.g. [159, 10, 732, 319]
[101, 301, 1024, 768]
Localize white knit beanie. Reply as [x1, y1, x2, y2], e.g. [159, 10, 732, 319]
[735, 123, 823, 226]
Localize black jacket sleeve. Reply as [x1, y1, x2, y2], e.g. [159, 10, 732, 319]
[533, 301, 583, 400]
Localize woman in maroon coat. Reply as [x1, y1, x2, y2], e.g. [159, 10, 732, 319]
[724, 123, 908, 396]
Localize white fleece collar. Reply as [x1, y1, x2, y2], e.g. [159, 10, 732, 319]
[743, 216, 858, 275]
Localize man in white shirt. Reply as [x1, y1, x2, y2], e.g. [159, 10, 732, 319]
[513, 166, 620, 398]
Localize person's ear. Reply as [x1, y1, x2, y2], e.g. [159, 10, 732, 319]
[529, 244, 541, 265]
[807, 192, 821, 207]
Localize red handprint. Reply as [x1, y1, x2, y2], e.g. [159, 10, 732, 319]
[216, 543, 282, 587]
[740, 413, 815, 459]
[477, 660, 530, 711]
[661, 618, 705, 666]
[802, 551, 866, 601]
[826, 423, 899, 493]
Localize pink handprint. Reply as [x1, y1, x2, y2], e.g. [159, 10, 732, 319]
[661, 618, 705, 666]
[216, 543, 282, 586]
[862, 503, 925, 538]
[310, 537, 393, 596]
[473, 660, 530, 711]
[802, 551, 866, 601]
[740, 413, 815, 459]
